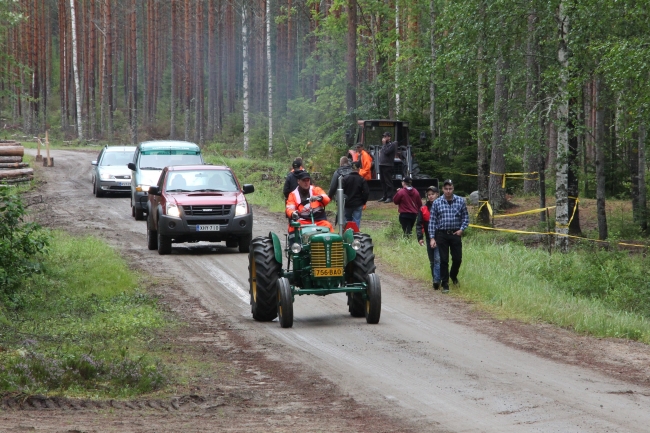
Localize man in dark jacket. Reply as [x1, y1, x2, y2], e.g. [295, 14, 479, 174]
[341, 161, 370, 229]
[283, 157, 304, 199]
[377, 131, 396, 203]
[327, 156, 353, 199]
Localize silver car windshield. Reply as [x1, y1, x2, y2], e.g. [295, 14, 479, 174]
[101, 151, 133, 166]
[166, 171, 238, 192]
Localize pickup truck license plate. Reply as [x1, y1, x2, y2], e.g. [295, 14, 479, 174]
[196, 225, 220, 232]
[313, 267, 343, 277]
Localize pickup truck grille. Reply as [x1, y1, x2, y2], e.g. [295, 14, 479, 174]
[311, 242, 344, 268]
[186, 218, 229, 225]
[182, 205, 232, 216]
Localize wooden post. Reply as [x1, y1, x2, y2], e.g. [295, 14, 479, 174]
[35, 137, 43, 161]
[44, 131, 53, 167]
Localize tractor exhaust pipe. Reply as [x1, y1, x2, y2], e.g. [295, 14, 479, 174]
[337, 175, 345, 236]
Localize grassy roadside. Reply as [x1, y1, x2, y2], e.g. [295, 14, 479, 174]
[0, 231, 173, 397]
[210, 153, 650, 344]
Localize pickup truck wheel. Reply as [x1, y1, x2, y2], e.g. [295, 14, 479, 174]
[135, 206, 145, 221]
[346, 233, 376, 316]
[248, 236, 280, 321]
[157, 230, 172, 255]
[365, 273, 381, 324]
[147, 217, 158, 250]
[277, 277, 293, 328]
[238, 234, 252, 253]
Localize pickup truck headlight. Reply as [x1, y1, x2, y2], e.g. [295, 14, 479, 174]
[166, 203, 180, 218]
[99, 172, 115, 180]
[136, 184, 150, 192]
[235, 197, 249, 216]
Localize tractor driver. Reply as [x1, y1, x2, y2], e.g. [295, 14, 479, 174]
[285, 171, 333, 237]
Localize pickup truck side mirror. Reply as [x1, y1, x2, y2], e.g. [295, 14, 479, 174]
[242, 184, 254, 194]
[148, 186, 160, 196]
[127, 162, 136, 171]
[91, 160, 97, 166]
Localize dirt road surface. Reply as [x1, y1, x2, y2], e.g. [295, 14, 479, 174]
[3, 149, 650, 432]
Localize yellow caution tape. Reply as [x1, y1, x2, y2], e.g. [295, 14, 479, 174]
[493, 206, 556, 218]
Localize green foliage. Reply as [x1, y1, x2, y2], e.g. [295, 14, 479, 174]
[0, 188, 49, 300]
[0, 231, 169, 397]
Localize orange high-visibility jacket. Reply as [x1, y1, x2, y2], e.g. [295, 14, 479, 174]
[358, 149, 373, 180]
[285, 185, 332, 232]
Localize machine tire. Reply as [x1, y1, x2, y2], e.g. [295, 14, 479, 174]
[238, 234, 252, 253]
[157, 230, 172, 255]
[346, 233, 376, 316]
[248, 236, 280, 321]
[277, 277, 293, 328]
[226, 239, 238, 248]
[147, 216, 158, 250]
[365, 273, 381, 324]
[93, 180, 104, 197]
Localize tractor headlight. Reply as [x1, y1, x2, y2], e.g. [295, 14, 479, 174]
[291, 243, 302, 254]
[351, 240, 361, 251]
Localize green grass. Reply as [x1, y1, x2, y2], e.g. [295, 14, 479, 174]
[0, 231, 171, 397]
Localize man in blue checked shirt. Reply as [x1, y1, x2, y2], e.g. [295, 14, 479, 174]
[428, 179, 469, 293]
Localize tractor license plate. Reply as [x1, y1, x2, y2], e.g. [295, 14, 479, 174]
[314, 267, 343, 277]
[196, 225, 220, 232]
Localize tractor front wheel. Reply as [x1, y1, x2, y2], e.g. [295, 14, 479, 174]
[248, 236, 281, 321]
[277, 277, 293, 328]
[346, 233, 376, 317]
[365, 273, 381, 324]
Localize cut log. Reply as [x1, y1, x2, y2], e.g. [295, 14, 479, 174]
[0, 162, 29, 169]
[0, 168, 33, 179]
[0, 140, 20, 146]
[0, 175, 33, 184]
[0, 146, 24, 157]
[0, 156, 22, 163]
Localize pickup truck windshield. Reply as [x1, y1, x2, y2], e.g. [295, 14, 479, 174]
[166, 170, 239, 192]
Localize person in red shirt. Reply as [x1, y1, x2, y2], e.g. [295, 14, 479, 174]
[285, 171, 333, 234]
[392, 176, 421, 237]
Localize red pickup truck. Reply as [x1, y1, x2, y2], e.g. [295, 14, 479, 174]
[146, 165, 254, 255]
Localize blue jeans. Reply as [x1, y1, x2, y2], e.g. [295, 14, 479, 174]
[344, 206, 363, 229]
[426, 238, 441, 283]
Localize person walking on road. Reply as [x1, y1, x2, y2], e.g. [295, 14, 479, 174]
[283, 157, 305, 199]
[327, 156, 353, 199]
[428, 179, 469, 293]
[377, 132, 396, 203]
[392, 176, 421, 237]
[416, 186, 441, 289]
[341, 160, 370, 229]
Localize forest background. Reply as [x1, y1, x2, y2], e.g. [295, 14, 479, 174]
[1, 0, 649, 245]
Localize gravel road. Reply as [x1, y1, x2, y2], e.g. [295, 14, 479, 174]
[4, 148, 650, 433]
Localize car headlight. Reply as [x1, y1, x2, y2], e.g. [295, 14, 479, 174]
[99, 172, 115, 180]
[166, 203, 180, 217]
[136, 184, 151, 192]
[291, 243, 302, 254]
[351, 239, 361, 251]
[235, 197, 249, 216]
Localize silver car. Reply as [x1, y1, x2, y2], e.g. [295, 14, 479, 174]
[91, 145, 136, 197]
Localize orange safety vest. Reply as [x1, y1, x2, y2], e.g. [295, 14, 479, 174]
[285, 185, 333, 233]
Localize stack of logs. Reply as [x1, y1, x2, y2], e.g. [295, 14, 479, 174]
[0, 140, 33, 184]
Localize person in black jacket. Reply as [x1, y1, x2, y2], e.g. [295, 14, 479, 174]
[282, 157, 304, 199]
[341, 161, 370, 229]
[327, 156, 353, 199]
[377, 131, 396, 203]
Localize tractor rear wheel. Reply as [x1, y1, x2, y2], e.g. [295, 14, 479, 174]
[365, 273, 381, 324]
[346, 233, 376, 317]
[248, 236, 281, 321]
[277, 277, 293, 328]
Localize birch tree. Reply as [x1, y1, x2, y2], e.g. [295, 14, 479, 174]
[69, 0, 83, 140]
[555, 1, 570, 251]
[266, 0, 273, 157]
[242, 2, 250, 152]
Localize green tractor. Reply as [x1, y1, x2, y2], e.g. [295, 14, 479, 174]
[248, 180, 381, 328]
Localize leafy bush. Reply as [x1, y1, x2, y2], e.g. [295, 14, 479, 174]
[0, 187, 49, 300]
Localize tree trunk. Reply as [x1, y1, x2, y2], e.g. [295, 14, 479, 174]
[345, 0, 357, 117]
[170, 0, 177, 139]
[267, 0, 273, 157]
[429, 0, 435, 137]
[242, 3, 249, 151]
[568, 96, 582, 236]
[524, 7, 539, 194]
[394, 2, 400, 117]
[69, 0, 84, 140]
[555, 1, 570, 251]
[638, 124, 647, 232]
[489, 54, 508, 212]
[476, 2, 489, 224]
[594, 76, 607, 240]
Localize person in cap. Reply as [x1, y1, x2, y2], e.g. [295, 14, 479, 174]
[428, 179, 469, 293]
[353, 143, 373, 180]
[282, 157, 305, 199]
[285, 171, 333, 234]
[416, 186, 441, 289]
[341, 160, 370, 229]
[392, 176, 421, 237]
[327, 156, 353, 199]
[377, 131, 396, 202]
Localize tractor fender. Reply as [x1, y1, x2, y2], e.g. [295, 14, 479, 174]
[269, 232, 283, 265]
[343, 228, 357, 263]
